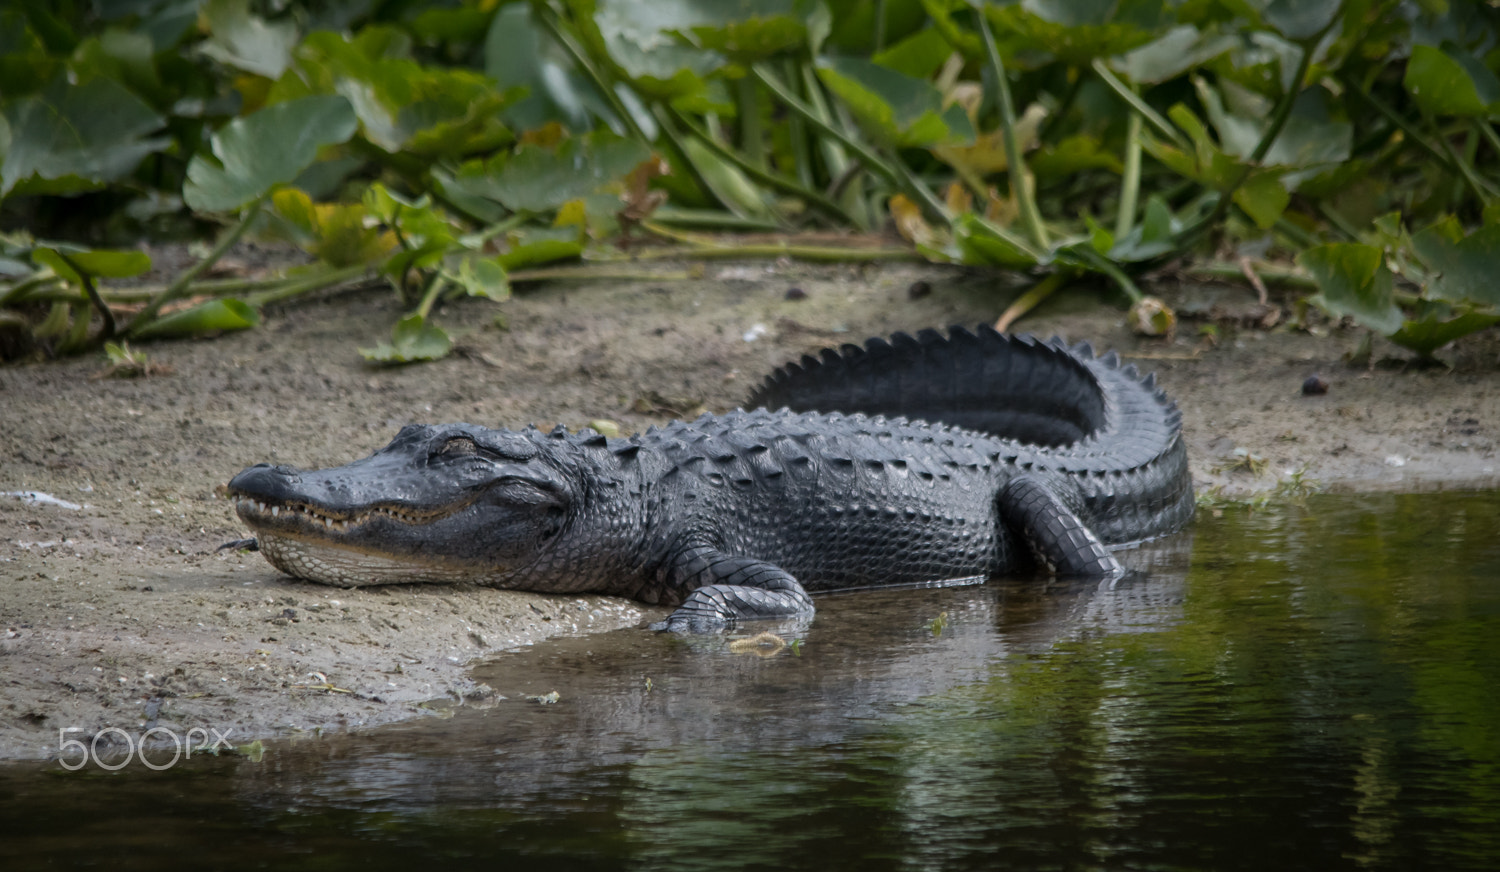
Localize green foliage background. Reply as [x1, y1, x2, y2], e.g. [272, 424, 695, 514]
[2, 0, 1499, 360]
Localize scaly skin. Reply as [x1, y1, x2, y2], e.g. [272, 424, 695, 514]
[228, 327, 1194, 631]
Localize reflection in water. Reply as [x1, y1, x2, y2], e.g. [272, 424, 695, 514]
[2, 493, 1498, 871]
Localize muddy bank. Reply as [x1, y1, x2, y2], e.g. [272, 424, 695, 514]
[3, 259, 1497, 761]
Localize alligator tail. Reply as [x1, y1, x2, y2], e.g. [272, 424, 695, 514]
[746, 325, 1193, 544]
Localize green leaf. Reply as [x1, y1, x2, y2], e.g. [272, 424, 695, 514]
[816, 57, 974, 148]
[1298, 243, 1404, 335]
[1109, 195, 1180, 262]
[1029, 134, 1124, 181]
[1410, 218, 1500, 308]
[1388, 305, 1500, 358]
[133, 299, 260, 339]
[872, 28, 953, 79]
[199, 0, 297, 79]
[954, 214, 1041, 269]
[1404, 43, 1500, 118]
[359, 314, 453, 364]
[581, 0, 723, 99]
[445, 255, 511, 302]
[478, 132, 651, 213]
[1, 76, 167, 197]
[485, 5, 599, 131]
[1116, 26, 1237, 85]
[183, 95, 358, 213]
[1261, 0, 1339, 41]
[1233, 170, 1291, 229]
[292, 29, 518, 158]
[681, 137, 770, 218]
[33, 248, 152, 281]
[984, 2, 1159, 65]
[496, 228, 586, 271]
[678, 0, 824, 62]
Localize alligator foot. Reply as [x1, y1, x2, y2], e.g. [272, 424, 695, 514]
[652, 550, 815, 633]
[999, 474, 1124, 579]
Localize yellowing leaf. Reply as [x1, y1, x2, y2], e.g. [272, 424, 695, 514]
[889, 194, 937, 248]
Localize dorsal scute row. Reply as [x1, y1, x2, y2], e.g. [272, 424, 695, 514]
[746, 325, 1182, 476]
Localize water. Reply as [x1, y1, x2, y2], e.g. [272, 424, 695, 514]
[3, 492, 1498, 871]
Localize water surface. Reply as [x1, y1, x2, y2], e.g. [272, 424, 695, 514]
[3, 492, 1497, 870]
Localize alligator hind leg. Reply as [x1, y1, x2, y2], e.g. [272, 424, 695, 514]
[651, 547, 815, 633]
[999, 475, 1124, 579]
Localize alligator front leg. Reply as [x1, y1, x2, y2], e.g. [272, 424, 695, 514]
[651, 544, 815, 633]
[999, 474, 1125, 579]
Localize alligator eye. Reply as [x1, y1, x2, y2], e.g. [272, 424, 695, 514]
[438, 437, 479, 457]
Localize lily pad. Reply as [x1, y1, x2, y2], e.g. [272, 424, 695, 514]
[1389, 304, 1500, 358]
[1, 75, 167, 197]
[198, 0, 296, 79]
[1298, 243, 1404, 335]
[183, 95, 358, 213]
[1410, 217, 1500, 308]
[478, 132, 651, 213]
[1404, 42, 1500, 118]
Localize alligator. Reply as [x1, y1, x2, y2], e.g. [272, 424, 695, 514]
[227, 326, 1194, 632]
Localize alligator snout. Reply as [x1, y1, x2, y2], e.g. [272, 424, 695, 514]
[228, 463, 303, 500]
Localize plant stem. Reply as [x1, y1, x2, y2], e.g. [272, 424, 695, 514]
[1339, 74, 1500, 198]
[0, 273, 64, 306]
[650, 104, 745, 218]
[1058, 245, 1143, 303]
[735, 76, 765, 170]
[996, 270, 1070, 332]
[124, 194, 267, 336]
[1430, 113, 1494, 205]
[633, 222, 920, 261]
[799, 63, 871, 229]
[1115, 106, 1143, 240]
[508, 265, 698, 283]
[415, 273, 447, 320]
[628, 244, 923, 263]
[1476, 116, 1500, 166]
[979, 12, 1048, 249]
[1091, 59, 1190, 151]
[753, 64, 950, 221]
[51, 251, 115, 339]
[243, 264, 371, 307]
[667, 106, 857, 224]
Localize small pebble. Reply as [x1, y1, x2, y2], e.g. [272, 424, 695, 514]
[908, 280, 932, 299]
[785, 287, 807, 300]
[1302, 374, 1328, 396]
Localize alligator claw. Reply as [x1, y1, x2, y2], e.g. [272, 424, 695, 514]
[649, 613, 733, 634]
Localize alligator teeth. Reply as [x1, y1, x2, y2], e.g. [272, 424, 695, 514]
[270, 505, 280, 518]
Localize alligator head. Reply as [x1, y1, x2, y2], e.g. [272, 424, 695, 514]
[226, 424, 572, 585]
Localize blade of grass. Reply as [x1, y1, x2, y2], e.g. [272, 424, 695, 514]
[1115, 105, 1144, 240]
[978, 12, 1048, 249]
[1091, 59, 1190, 152]
[752, 63, 950, 222]
[664, 105, 858, 224]
[124, 194, 268, 336]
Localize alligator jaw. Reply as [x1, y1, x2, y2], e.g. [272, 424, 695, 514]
[229, 493, 464, 534]
[229, 492, 495, 586]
